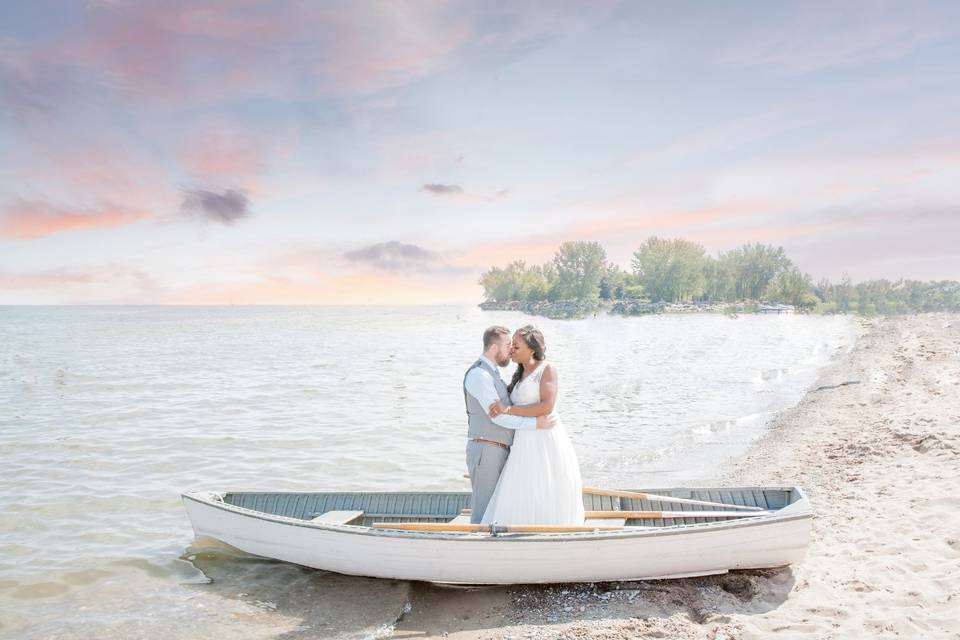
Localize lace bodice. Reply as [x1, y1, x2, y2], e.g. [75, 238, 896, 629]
[509, 362, 547, 406]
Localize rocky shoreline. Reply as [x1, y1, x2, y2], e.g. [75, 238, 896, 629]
[479, 300, 761, 319]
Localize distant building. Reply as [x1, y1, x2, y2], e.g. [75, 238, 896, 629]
[759, 303, 796, 314]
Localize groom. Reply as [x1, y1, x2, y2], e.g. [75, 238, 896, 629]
[463, 325, 556, 523]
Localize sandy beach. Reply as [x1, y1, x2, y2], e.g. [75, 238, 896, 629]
[393, 314, 960, 639]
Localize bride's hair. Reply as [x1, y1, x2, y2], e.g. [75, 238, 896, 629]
[508, 325, 546, 393]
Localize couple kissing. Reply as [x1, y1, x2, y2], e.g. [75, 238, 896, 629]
[462, 325, 584, 526]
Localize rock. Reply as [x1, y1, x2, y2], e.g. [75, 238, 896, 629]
[719, 573, 756, 599]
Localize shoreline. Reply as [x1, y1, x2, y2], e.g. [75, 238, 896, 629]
[479, 300, 770, 319]
[392, 314, 960, 639]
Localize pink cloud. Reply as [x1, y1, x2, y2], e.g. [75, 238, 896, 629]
[0, 201, 147, 240]
[688, 220, 845, 249]
[46, 140, 175, 207]
[177, 127, 273, 191]
[375, 130, 467, 181]
[448, 238, 566, 270]
[13, 2, 477, 107]
[173, 121, 301, 198]
[0, 264, 161, 305]
[568, 201, 777, 237]
[180, 134, 266, 181]
[3, 127, 178, 226]
[0, 269, 95, 289]
[163, 271, 477, 305]
[313, 5, 475, 94]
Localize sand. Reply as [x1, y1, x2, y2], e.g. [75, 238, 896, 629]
[391, 314, 960, 639]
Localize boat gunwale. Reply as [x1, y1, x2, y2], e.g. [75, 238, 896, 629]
[182, 487, 811, 542]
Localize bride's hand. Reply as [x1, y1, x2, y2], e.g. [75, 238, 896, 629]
[488, 401, 508, 418]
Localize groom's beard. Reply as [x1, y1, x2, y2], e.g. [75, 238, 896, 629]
[497, 356, 511, 367]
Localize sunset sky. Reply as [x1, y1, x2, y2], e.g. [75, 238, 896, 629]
[1, 1, 958, 304]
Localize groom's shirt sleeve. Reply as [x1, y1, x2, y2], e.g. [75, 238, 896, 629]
[464, 369, 536, 431]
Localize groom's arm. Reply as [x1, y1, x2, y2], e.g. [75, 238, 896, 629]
[464, 368, 536, 431]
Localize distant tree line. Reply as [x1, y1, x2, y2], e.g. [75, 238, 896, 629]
[478, 238, 960, 314]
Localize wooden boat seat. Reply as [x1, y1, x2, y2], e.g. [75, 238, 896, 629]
[461, 507, 627, 528]
[310, 510, 364, 525]
[585, 516, 626, 528]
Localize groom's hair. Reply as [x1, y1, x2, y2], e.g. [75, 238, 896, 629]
[482, 325, 510, 349]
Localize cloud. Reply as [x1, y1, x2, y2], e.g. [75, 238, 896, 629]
[179, 132, 268, 183]
[161, 271, 478, 305]
[0, 2, 476, 110]
[0, 264, 162, 304]
[421, 183, 510, 203]
[180, 188, 250, 224]
[0, 200, 147, 240]
[716, 8, 945, 74]
[0, 56, 55, 120]
[0, 45, 103, 122]
[0, 269, 95, 289]
[175, 123, 298, 193]
[344, 241, 442, 273]
[422, 183, 464, 195]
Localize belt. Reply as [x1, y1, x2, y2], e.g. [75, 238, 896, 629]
[470, 438, 510, 450]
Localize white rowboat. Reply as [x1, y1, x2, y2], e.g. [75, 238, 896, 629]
[181, 486, 811, 584]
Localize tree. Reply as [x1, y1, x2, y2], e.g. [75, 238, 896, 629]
[551, 241, 607, 302]
[599, 264, 630, 300]
[480, 239, 960, 313]
[720, 243, 793, 300]
[479, 260, 559, 302]
[631, 237, 707, 302]
[702, 256, 734, 301]
[521, 263, 553, 301]
[765, 267, 817, 309]
[479, 266, 509, 302]
[835, 273, 854, 313]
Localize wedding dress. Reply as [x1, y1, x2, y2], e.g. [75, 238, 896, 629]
[480, 362, 585, 525]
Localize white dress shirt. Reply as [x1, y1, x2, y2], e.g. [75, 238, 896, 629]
[464, 355, 536, 431]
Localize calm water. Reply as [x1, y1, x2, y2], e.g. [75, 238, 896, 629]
[0, 306, 853, 638]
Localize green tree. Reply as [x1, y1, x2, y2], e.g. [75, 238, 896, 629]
[835, 273, 855, 313]
[479, 266, 509, 302]
[521, 263, 553, 301]
[599, 264, 630, 300]
[631, 237, 707, 302]
[482, 239, 960, 314]
[479, 260, 561, 302]
[551, 241, 607, 302]
[765, 267, 817, 309]
[702, 256, 734, 301]
[720, 243, 793, 300]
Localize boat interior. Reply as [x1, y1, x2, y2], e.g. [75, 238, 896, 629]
[218, 487, 801, 529]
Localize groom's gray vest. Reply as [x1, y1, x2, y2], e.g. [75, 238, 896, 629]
[463, 359, 514, 446]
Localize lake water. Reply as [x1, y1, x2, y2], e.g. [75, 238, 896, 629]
[0, 305, 853, 638]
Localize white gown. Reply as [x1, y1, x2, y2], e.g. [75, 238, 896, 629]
[481, 362, 585, 525]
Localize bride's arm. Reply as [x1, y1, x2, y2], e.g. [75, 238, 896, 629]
[490, 365, 557, 418]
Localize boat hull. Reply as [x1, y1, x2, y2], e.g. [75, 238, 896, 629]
[182, 489, 810, 584]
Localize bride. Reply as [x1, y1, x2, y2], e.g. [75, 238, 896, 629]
[480, 325, 585, 525]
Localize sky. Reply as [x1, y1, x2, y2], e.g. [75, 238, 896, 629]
[1, 0, 958, 304]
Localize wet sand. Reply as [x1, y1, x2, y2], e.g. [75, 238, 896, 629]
[392, 314, 960, 639]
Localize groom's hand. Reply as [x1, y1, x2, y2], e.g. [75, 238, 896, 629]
[488, 401, 507, 418]
[536, 414, 557, 430]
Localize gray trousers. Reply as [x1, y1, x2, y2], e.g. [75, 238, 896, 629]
[465, 440, 510, 524]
